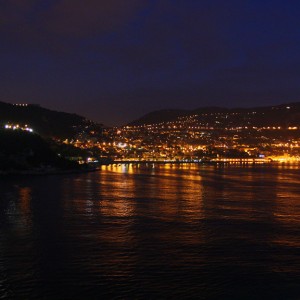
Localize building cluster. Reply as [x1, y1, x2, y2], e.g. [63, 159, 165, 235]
[61, 109, 300, 163]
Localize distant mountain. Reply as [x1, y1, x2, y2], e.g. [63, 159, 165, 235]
[127, 102, 300, 128]
[128, 109, 189, 126]
[0, 102, 102, 139]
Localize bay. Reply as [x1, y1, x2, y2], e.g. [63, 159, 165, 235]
[0, 164, 299, 299]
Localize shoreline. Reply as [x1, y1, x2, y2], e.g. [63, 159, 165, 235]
[109, 160, 300, 166]
[110, 160, 271, 165]
[0, 166, 100, 176]
[1, 160, 299, 176]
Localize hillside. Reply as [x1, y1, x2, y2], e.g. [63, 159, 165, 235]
[128, 109, 189, 126]
[0, 129, 79, 172]
[127, 102, 300, 128]
[0, 102, 102, 139]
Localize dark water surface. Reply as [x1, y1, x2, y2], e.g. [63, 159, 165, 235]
[0, 164, 300, 299]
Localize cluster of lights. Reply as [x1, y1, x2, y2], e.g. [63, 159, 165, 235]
[4, 124, 33, 132]
[13, 103, 28, 107]
[58, 106, 300, 163]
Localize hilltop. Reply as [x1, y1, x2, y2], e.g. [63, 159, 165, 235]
[128, 102, 300, 128]
[128, 109, 190, 126]
[0, 101, 103, 139]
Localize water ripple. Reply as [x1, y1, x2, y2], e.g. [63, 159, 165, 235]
[0, 165, 299, 299]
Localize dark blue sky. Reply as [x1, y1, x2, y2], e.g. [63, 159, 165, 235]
[1, 0, 300, 125]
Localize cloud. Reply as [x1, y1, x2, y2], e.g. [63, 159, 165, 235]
[0, 0, 149, 59]
[43, 0, 148, 38]
[0, 0, 148, 51]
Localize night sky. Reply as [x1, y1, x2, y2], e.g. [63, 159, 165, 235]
[1, 0, 300, 125]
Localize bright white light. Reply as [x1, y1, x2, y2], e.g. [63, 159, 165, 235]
[118, 143, 127, 148]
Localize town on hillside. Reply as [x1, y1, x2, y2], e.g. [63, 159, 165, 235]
[2, 101, 300, 166]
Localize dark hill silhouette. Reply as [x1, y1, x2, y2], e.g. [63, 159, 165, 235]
[0, 130, 78, 171]
[127, 102, 300, 127]
[0, 102, 102, 139]
[128, 109, 189, 126]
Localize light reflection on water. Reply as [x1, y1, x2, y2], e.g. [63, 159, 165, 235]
[0, 164, 300, 299]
